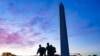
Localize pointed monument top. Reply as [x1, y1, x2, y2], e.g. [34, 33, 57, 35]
[59, 2, 64, 9]
[60, 2, 64, 6]
[59, 2, 64, 7]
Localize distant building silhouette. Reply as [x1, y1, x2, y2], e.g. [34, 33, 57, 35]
[70, 53, 82, 56]
[59, 2, 69, 56]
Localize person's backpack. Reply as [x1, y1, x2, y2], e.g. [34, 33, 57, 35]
[53, 47, 56, 53]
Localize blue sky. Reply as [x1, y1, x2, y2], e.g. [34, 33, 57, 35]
[64, 0, 100, 55]
[0, 0, 100, 56]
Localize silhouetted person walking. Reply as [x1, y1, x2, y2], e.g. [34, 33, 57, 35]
[37, 45, 46, 56]
[46, 43, 56, 56]
[46, 43, 51, 56]
[49, 45, 56, 56]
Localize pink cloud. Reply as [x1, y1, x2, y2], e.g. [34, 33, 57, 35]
[0, 30, 23, 44]
[0, 17, 47, 48]
[0, 26, 44, 48]
[0, 29, 38, 47]
[7, 33, 23, 44]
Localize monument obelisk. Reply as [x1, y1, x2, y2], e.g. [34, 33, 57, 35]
[59, 3, 70, 56]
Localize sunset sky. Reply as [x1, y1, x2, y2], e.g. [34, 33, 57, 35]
[0, 0, 100, 56]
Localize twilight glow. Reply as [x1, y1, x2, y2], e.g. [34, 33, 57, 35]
[0, 0, 60, 55]
[0, 0, 100, 56]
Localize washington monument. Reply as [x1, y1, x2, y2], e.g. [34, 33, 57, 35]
[59, 3, 70, 56]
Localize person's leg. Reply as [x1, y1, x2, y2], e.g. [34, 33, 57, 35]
[40, 53, 43, 56]
[41, 53, 44, 56]
[44, 53, 46, 56]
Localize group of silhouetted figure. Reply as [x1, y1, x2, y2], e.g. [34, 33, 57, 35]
[36, 43, 56, 56]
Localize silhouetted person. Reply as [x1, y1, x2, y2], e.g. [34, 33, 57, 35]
[46, 43, 51, 56]
[37, 45, 46, 56]
[93, 54, 97, 56]
[46, 43, 56, 56]
[49, 45, 56, 56]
